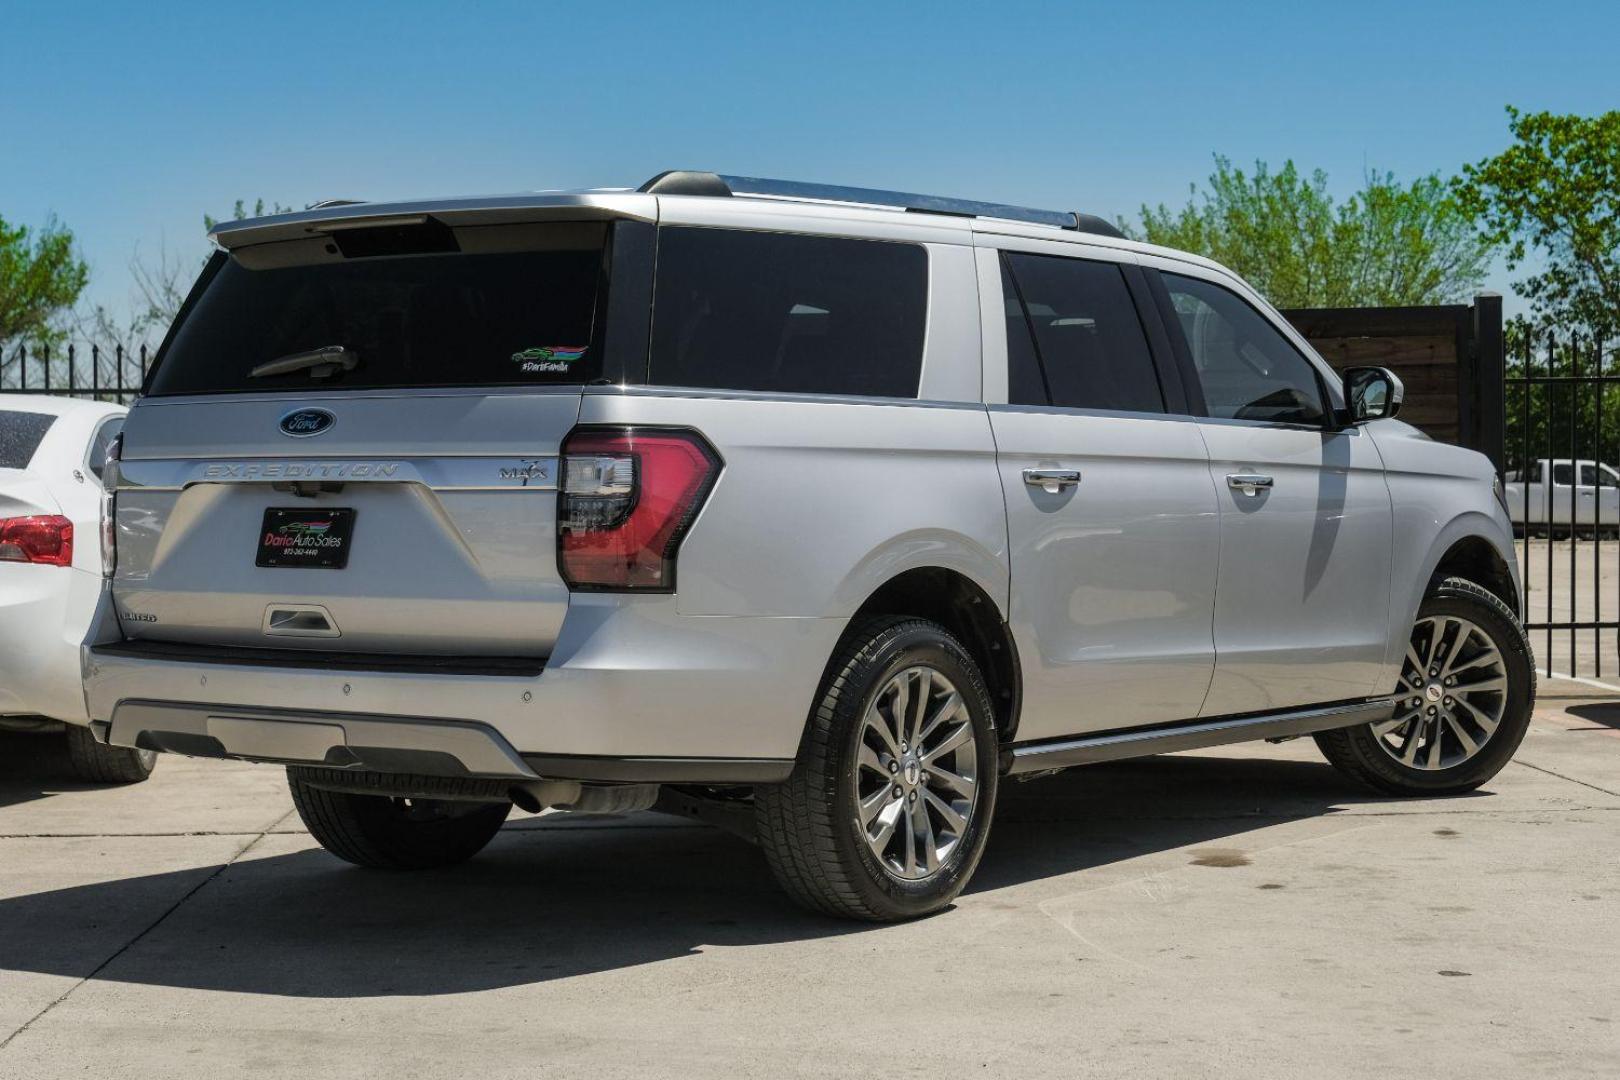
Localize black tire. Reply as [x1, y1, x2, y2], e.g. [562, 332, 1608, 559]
[755, 616, 1000, 921]
[64, 724, 156, 784]
[287, 766, 511, 870]
[1315, 576, 1535, 796]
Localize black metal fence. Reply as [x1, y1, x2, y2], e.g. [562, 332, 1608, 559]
[1506, 329, 1620, 681]
[0, 341, 151, 404]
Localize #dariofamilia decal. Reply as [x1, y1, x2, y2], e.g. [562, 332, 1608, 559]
[512, 345, 587, 374]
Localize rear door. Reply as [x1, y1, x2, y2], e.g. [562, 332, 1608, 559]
[112, 217, 645, 658]
[983, 244, 1219, 742]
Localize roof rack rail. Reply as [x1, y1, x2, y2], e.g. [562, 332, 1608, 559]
[637, 171, 1125, 239]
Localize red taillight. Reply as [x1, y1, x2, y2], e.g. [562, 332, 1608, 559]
[0, 515, 74, 567]
[558, 428, 720, 591]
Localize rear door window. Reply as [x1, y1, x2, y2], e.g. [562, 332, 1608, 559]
[649, 227, 927, 398]
[1000, 260, 1049, 405]
[1001, 252, 1165, 413]
[146, 222, 608, 395]
[0, 410, 56, 469]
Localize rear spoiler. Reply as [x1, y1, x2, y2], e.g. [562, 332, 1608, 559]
[208, 193, 658, 251]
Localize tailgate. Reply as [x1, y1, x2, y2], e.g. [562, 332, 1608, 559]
[111, 391, 580, 656]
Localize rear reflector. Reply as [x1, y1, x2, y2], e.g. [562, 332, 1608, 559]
[558, 428, 720, 590]
[0, 515, 74, 567]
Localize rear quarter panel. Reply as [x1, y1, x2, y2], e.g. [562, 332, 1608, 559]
[575, 391, 1008, 619]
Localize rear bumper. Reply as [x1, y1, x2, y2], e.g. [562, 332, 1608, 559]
[84, 594, 843, 783]
[92, 701, 794, 784]
[101, 700, 537, 778]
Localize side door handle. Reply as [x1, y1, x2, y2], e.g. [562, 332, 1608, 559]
[1227, 473, 1274, 497]
[1023, 468, 1082, 494]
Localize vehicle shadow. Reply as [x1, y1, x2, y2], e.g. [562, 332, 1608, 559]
[0, 728, 96, 811]
[0, 752, 1420, 998]
[1565, 702, 1620, 730]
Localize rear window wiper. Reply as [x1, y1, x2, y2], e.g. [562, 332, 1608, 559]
[248, 345, 359, 379]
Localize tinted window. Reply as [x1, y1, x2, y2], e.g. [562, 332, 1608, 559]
[1000, 260, 1048, 405]
[1578, 464, 1619, 488]
[1553, 463, 1575, 485]
[1163, 273, 1325, 425]
[0, 410, 56, 469]
[148, 224, 607, 395]
[1002, 253, 1163, 412]
[87, 417, 124, 483]
[649, 228, 926, 398]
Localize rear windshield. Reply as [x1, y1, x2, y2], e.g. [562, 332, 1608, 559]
[147, 222, 607, 396]
[0, 410, 56, 469]
[649, 227, 928, 398]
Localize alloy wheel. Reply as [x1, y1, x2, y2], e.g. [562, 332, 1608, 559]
[854, 665, 980, 880]
[1375, 615, 1508, 771]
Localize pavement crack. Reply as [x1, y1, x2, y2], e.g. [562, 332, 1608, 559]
[1511, 758, 1620, 798]
[0, 807, 296, 1055]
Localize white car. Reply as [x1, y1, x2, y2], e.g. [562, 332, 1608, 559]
[1, 394, 154, 782]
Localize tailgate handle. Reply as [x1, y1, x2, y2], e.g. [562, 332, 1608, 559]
[263, 604, 341, 638]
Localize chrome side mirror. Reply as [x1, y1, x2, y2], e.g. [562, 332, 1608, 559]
[1344, 366, 1403, 422]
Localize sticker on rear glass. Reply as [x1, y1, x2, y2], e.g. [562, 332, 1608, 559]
[513, 345, 587, 374]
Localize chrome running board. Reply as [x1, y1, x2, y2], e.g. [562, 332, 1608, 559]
[1007, 697, 1398, 775]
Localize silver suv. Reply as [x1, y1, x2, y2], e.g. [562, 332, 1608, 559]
[82, 172, 1534, 920]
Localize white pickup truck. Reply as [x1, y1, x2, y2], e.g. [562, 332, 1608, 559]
[1504, 458, 1620, 537]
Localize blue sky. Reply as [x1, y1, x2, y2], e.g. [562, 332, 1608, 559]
[4, 0, 1617, 326]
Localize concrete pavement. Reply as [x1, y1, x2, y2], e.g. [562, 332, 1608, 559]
[2, 689, 1617, 1079]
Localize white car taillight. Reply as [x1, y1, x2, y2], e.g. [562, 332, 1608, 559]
[0, 515, 74, 567]
[101, 433, 121, 578]
[557, 427, 720, 591]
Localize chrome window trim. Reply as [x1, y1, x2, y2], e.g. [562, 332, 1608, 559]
[582, 384, 987, 412]
[985, 402, 1200, 425]
[115, 456, 560, 492]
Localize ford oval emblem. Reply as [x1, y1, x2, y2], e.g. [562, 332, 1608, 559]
[279, 408, 336, 438]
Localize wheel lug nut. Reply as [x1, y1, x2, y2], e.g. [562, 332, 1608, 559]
[908, 791, 917, 803]
[1430, 668, 1438, 677]
[892, 784, 903, 798]
[1444, 697, 1453, 707]
[920, 773, 930, 783]
[1427, 706, 1437, 715]
[888, 762, 899, 774]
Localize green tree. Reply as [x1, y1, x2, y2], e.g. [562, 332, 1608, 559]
[1454, 107, 1620, 339]
[0, 214, 89, 347]
[1123, 157, 1492, 308]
